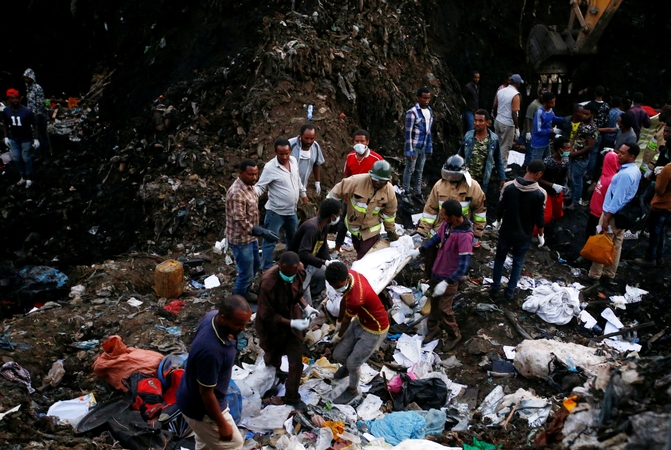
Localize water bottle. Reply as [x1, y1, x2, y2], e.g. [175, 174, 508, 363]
[307, 105, 313, 120]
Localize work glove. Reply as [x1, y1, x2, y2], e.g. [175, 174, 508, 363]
[324, 259, 335, 267]
[290, 318, 310, 331]
[552, 184, 563, 194]
[492, 220, 501, 230]
[304, 305, 319, 319]
[251, 225, 280, 242]
[538, 234, 545, 248]
[386, 230, 399, 242]
[514, 128, 520, 140]
[33, 139, 40, 149]
[655, 166, 664, 176]
[3, 138, 9, 147]
[525, 132, 531, 142]
[552, 126, 561, 135]
[433, 280, 448, 297]
[331, 333, 342, 345]
[408, 249, 420, 259]
[314, 182, 321, 195]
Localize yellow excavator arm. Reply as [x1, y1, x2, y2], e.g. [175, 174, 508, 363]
[527, 0, 624, 75]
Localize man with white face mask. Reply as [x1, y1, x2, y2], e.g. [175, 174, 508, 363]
[288, 199, 343, 305]
[290, 124, 325, 195]
[344, 130, 384, 177]
[325, 261, 389, 405]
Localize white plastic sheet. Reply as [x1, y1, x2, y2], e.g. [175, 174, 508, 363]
[244, 405, 294, 432]
[522, 283, 580, 325]
[47, 393, 96, 428]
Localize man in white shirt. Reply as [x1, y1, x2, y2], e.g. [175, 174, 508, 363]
[256, 139, 309, 270]
[289, 124, 325, 196]
[493, 74, 523, 165]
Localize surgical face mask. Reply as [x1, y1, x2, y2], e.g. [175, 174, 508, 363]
[353, 143, 368, 155]
[561, 151, 570, 158]
[299, 150, 311, 160]
[279, 271, 296, 283]
[330, 216, 340, 226]
[335, 283, 349, 293]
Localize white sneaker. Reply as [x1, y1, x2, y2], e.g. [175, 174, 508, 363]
[16, 178, 25, 186]
[25, 180, 32, 188]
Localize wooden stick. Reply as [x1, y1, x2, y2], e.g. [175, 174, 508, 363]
[503, 400, 520, 430]
[504, 310, 535, 340]
[590, 321, 655, 342]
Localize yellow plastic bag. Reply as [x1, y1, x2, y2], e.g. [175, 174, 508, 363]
[580, 234, 615, 266]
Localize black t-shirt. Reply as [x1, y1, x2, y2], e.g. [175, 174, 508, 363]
[3, 105, 35, 143]
[541, 156, 569, 195]
[288, 217, 330, 268]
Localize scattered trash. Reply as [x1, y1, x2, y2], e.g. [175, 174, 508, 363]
[362, 411, 426, 445]
[0, 404, 21, 421]
[41, 359, 66, 389]
[163, 299, 186, 314]
[92, 335, 164, 391]
[522, 283, 580, 325]
[47, 393, 97, 428]
[0, 361, 36, 393]
[513, 339, 608, 379]
[127, 297, 143, 307]
[155, 325, 182, 337]
[71, 339, 100, 350]
[204, 274, 221, 289]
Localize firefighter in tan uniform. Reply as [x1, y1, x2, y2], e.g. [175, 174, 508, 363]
[327, 160, 398, 260]
[417, 155, 486, 277]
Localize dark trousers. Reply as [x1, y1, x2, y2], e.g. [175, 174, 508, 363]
[586, 213, 600, 239]
[353, 234, 379, 260]
[427, 278, 460, 338]
[492, 236, 531, 297]
[261, 333, 304, 403]
[646, 209, 671, 261]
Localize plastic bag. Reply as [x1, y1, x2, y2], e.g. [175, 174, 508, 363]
[316, 427, 334, 450]
[363, 411, 426, 445]
[245, 405, 294, 432]
[580, 234, 615, 266]
[47, 393, 97, 428]
[92, 335, 164, 391]
[392, 374, 448, 410]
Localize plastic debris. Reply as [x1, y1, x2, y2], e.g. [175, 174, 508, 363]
[514, 339, 608, 379]
[47, 393, 97, 428]
[0, 405, 21, 421]
[0, 361, 36, 393]
[204, 274, 221, 289]
[522, 283, 580, 325]
[362, 411, 426, 445]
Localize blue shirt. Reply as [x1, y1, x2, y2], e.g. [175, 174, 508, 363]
[531, 107, 563, 148]
[604, 108, 623, 141]
[176, 310, 237, 420]
[404, 104, 433, 156]
[2, 105, 36, 143]
[602, 163, 641, 215]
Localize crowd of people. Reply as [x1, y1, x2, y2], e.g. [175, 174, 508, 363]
[4, 69, 670, 450]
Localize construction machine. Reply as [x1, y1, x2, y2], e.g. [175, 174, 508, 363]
[526, 0, 624, 93]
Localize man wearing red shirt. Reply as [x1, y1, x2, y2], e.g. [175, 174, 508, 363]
[325, 262, 389, 404]
[343, 130, 384, 177]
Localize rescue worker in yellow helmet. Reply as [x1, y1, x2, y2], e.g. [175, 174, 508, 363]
[327, 160, 398, 260]
[417, 155, 486, 277]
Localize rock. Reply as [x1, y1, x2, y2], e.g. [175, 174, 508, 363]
[467, 337, 491, 355]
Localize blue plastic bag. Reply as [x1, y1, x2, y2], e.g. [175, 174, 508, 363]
[361, 411, 426, 445]
[227, 380, 243, 424]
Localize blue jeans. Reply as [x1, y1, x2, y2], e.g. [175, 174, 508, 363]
[524, 145, 550, 167]
[492, 236, 531, 297]
[402, 148, 427, 195]
[646, 209, 671, 261]
[9, 140, 33, 176]
[230, 241, 260, 296]
[569, 158, 588, 205]
[586, 135, 602, 180]
[463, 110, 475, 132]
[262, 210, 298, 270]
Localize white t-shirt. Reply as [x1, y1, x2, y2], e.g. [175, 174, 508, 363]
[421, 107, 431, 124]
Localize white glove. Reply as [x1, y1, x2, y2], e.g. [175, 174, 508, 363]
[3, 138, 9, 147]
[492, 220, 501, 230]
[655, 166, 664, 175]
[314, 182, 321, 195]
[552, 184, 563, 194]
[514, 128, 520, 140]
[33, 139, 40, 149]
[525, 132, 531, 142]
[324, 259, 335, 266]
[433, 280, 448, 297]
[408, 249, 420, 259]
[553, 126, 561, 135]
[538, 234, 545, 248]
[304, 305, 319, 319]
[331, 334, 342, 345]
[290, 318, 310, 331]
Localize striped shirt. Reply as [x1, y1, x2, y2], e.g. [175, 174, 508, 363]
[225, 178, 259, 245]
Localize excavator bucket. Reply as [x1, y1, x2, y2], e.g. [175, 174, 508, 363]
[526, 24, 571, 75]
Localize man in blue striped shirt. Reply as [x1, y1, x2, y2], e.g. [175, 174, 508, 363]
[402, 87, 434, 204]
[588, 142, 641, 282]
